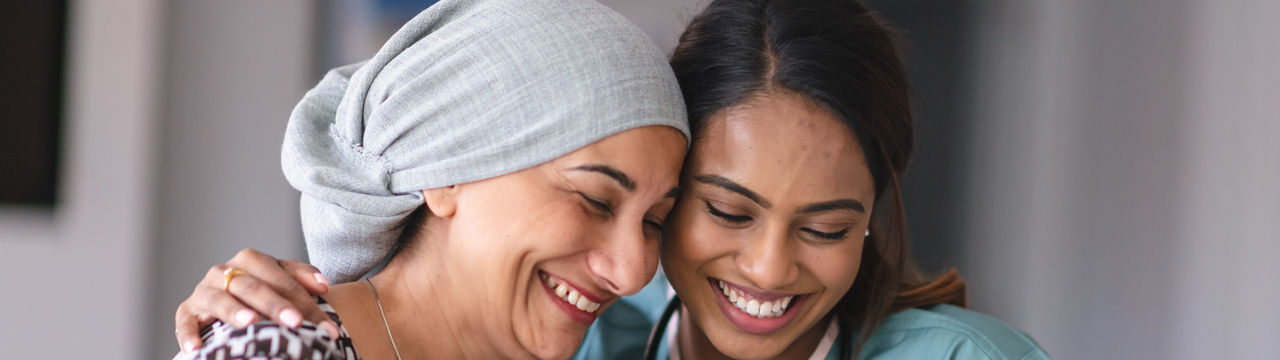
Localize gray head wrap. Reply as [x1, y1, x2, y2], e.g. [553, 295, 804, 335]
[283, 0, 689, 282]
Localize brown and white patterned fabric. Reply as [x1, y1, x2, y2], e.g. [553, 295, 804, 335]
[174, 297, 358, 360]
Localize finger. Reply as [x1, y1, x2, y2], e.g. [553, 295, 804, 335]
[224, 250, 325, 329]
[174, 304, 204, 352]
[223, 270, 305, 328]
[278, 260, 338, 335]
[280, 259, 330, 295]
[197, 265, 262, 328]
[227, 250, 319, 302]
[320, 320, 342, 340]
[225, 273, 336, 338]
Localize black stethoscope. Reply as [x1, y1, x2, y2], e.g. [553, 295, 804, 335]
[642, 296, 853, 360]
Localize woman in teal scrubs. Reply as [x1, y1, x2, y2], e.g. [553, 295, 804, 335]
[173, 0, 1049, 358]
[578, 0, 1047, 358]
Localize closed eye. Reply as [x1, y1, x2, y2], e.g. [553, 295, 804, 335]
[705, 201, 751, 224]
[643, 218, 664, 232]
[801, 227, 850, 241]
[579, 193, 613, 216]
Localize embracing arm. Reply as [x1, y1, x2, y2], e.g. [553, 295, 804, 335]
[173, 248, 340, 352]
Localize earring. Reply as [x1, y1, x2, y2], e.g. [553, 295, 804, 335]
[864, 229, 871, 237]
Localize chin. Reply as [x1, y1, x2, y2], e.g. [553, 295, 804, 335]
[521, 330, 587, 360]
[710, 336, 789, 360]
[701, 316, 798, 358]
[721, 340, 788, 358]
[526, 342, 578, 360]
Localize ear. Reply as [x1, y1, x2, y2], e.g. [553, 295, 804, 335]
[422, 186, 459, 218]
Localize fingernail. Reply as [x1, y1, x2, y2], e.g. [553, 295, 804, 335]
[322, 321, 340, 339]
[235, 309, 256, 327]
[314, 272, 330, 287]
[183, 341, 197, 352]
[280, 309, 302, 328]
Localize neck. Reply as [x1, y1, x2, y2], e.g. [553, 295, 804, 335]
[328, 246, 511, 359]
[676, 308, 831, 360]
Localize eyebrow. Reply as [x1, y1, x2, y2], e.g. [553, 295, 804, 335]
[692, 174, 772, 208]
[569, 164, 636, 191]
[664, 187, 681, 199]
[798, 199, 866, 214]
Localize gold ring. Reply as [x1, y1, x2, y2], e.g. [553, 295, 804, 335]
[223, 267, 247, 292]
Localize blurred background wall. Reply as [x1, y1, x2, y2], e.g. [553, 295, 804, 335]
[0, 0, 1275, 359]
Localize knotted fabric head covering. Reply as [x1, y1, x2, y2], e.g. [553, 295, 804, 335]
[283, 0, 689, 282]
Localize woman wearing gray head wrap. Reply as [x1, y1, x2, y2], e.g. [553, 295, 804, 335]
[288, 0, 687, 284]
[174, 0, 688, 358]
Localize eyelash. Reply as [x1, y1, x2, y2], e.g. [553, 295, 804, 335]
[801, 228, 850, 241]
[581, 193, 665, 232]
[579, 193, 613, 216]
[706, 200, 851, 241]
[644, 219, 664, 232]
[705, 201, 752, 223]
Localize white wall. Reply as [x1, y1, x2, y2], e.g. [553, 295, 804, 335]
[146, 1, 314, 358]
[0, 0, 162, 357]
[1177, 0, 1280, 358]
[963, 0, 1280, 358]
[598, 0, 708, 53]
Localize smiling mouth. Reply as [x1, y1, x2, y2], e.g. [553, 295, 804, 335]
[540, 272, 602, 313]
[708, 277, 809, 334]
[717, 280, 794, 318]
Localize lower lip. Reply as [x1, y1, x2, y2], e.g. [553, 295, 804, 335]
[540, 271, 599, 326]
[709, 278, 806, 334]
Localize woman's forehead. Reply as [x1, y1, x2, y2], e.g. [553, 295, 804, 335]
[688, 99, 874, 204]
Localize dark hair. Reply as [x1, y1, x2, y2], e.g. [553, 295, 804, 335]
[670, 0, 966, 354]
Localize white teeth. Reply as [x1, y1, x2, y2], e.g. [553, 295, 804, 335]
[716, 279, 796, 318]
[541, 273, 601, 313]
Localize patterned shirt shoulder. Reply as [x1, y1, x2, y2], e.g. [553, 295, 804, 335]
[174, 297, 359, 360]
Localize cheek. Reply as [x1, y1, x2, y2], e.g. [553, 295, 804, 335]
[455, 190, 591, 259]
[515, 202, 596, 252]
[803, 240, 863, 296]
[662, 204, 729, 268]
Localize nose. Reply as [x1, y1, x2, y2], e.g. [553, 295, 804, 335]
[735, 225, 799, 290]
[586, 220, 659, 296]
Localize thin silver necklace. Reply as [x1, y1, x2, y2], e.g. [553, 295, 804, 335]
[366, 278, 403, 360]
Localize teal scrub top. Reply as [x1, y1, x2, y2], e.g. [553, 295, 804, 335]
[573, 273, 1050, 360]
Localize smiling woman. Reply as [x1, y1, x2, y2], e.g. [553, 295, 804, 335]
[332, 126, 684, 359]
[170, 0, 689, 359]
[662, 91, 878, 352]
[620, 0, 1047, 358]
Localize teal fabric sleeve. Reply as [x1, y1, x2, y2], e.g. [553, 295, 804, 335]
[852, 304, 1050, 360]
